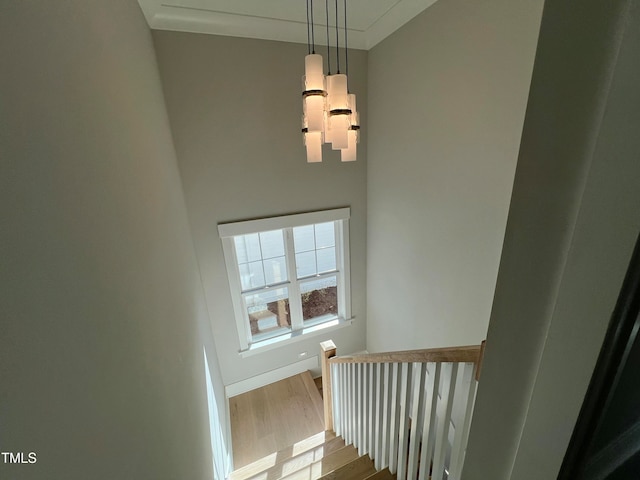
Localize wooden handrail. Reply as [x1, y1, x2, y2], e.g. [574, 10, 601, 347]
[475, 340, 486, 381]
[328, 344, 482, 365]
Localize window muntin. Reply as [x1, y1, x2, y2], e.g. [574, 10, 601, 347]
[293, 222, 336, 278]
[234, 230, 287, 290]
[219, 209, 351, 352]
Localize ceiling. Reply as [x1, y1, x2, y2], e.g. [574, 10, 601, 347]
[138, 0, 439, 50]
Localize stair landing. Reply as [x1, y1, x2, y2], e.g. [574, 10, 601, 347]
[229, 371, 393, 479]
[229, 371, 325, 468]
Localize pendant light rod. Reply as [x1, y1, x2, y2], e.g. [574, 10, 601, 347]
[306, 0, 311, 54]
[325, 0, 331, 74]
[334, 0, 340, 73]
[310, 0, 316, 53]
[343, 0, 349, 82]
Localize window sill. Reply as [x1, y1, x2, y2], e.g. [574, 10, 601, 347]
[238, 317, 353, 358]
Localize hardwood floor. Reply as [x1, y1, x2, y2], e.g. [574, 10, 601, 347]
[230, 371, 325, 469]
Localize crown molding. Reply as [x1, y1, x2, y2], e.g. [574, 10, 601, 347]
[138, 0, 438, 50]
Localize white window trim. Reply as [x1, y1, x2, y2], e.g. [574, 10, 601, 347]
[238, 317, 353, 358]
[218, 208, 352, 354]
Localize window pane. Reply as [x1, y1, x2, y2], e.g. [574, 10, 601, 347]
[296, 251, 316, 278]
[316, 247, 336, 273]
[264, 256, 287, 285]
[293, 225, 315, 253]
[245, 288, 291, 340]
[260, 230, 285, 259]
[247, 261, 265, 289]
[301, 276, 338, 322]
[315, 222, 335, 248]
[243, 233, 262, 262]
[236, 229, 288, 291]
[234, 236, 249, 264]
[238, 263, 251, 291]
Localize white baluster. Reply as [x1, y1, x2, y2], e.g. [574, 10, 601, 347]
[380, 363, 391, 469]
[418, 363, 441, 480]
[331, 363, 340, 436]
[338, 363, 346, 438]
[407, 362, 427, 478]
[374, 362, 384, 469]
[344, 363, 350, 443]
[360, 363, 367, 454]
[355, 363, 363, 454]
[397, 362, 413, 480]
[362, 363, 369, 455]
[352, 362, 358, 448]
[368, 363, 377, 456]
[448, 363, 477, 479]
[388, 362, 401, 475]
[345, 363, 350, 441]
[347, 362, 353, 445]
[432, 363, 459, 479]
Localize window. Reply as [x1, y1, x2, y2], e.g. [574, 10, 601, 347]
[218, 208, 351, 353]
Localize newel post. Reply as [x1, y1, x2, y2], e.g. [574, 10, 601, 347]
[320, 340, 337, 431]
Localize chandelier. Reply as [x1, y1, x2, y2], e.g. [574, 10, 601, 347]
[302, 0, 360, 163]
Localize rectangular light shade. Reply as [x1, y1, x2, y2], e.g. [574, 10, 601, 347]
[305, 131, 322, 163]
[304, 54, 324, 91]
[347, 93, 356, 114]
[328, 74, 348, 110]
[348, 94, 359, 127]
[330, 115, 349, 150]
[304, 95, 324, 132]
[341, 130, 358, 162]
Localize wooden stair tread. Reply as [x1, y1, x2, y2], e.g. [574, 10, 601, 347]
[230, 430, 337, 480]
[363, 467, 395, 479]
[280, 445, 360, 480]
[317, 455, 376, 480]
[242, 436, 346, 480]
[233, 430, 391, 480]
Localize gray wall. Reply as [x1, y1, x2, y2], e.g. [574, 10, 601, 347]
[152, 31, 368, 385]
[0, 1, 227, 478]
[464, 0, 640, 478]
[366, 0, 544, 351]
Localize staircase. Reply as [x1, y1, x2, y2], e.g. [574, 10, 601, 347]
[230, 430, 394, 480]
[322, 341, 485, 480]
[228, 341, 485, 480]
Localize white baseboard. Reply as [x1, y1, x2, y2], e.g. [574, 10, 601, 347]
[225, 355, 319, 398]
